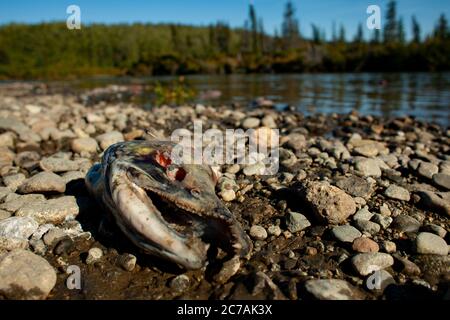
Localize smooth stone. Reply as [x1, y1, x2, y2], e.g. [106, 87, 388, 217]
[2, 173, 26, 191]
[432, 173, 450, 190]
[169, 274, 191, 292]
[372, 214, 393, 229]
[415, 232, 448, 255]
[384, 185, 410, 201]
[249, 225, 268, 240]
[242, 117, 260, 129]
[382, 241, 397, 253]
[61, 171, 85, 184]
[0, 249, 56, 299]
[119, 253, 137, 271]
[0, 216, 39, 240]
[301, 182, 356, 224]
[351, 253, 394, 276]
[286, 212, 311, 233]
[86, 247, 103, 264]
[304, 279, 364, 300]
[331, 225, 362, 243]
[355, 158, 381, 177]
[243, 162, 266, 176]
[392, 215, 421, 233]
[17, 172, 66, 194]
[0, 194, 45, 213]
[352, 237, 379, 253]
[417, 162, 439, 179]
[15, 196, 79, 224]
[267, 225, 282, 237]
[354, 219, 381, 235]
[0, 236, 28, 250]
[71, 137, 98, 153]
[39, 157, 79, 173]
[96, 131, 124, 150]
[353, 207, 374, 221]
[220, 189, 236, 202]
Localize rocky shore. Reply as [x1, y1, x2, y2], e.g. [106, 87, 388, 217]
[0, 83, 449, 300]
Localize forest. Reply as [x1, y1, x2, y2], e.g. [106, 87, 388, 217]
[0, 0, 449, 79]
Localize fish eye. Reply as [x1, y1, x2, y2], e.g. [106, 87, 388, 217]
[190, 188, 200, 197]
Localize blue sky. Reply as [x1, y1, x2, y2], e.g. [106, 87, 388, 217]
[0, 0, 449, 40]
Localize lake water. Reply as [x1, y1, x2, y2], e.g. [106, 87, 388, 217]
[63, 72, 450, 127]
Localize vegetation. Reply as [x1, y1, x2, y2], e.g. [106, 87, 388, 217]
[0, 0, 449, 79]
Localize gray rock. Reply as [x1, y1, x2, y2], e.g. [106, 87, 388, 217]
[392, 215, 421, 233]
[355, 158, 381, 177]
[354, 219, 381, 235]
[384, 185, 410, 201]
[39, 157, 79, 173]
[353, 207, 374, 221]
[0, 249, 56, 299]
[286, 212, 311, 233]
[2, 173, 26, 191]
[304, 279, 364, 300]
[331, 225, 362, 243]
[301, 182, 356, 224]
[249, 225, 268, 240]
[417, 162, 439, 179]
[96, 131, 124, 150]
[17, 172, 66, 194]
[0, 117, 41, 143]
[243, 162, 266, 176]
[14, 151, 40, 169]
[71, 137, 98, 154]
[0, 216, 39, 240]
[351, 253, 394, 276]
[335, 176, 373, 198]
[432, 173, 450, 190]
[42, 228, 67, 246]
[86, 247, 103, 264]
[372, 214, 393, 229]
[0, 194, 46, 213]
[15, 196, 79, 224]
[415, 232, 448, 255]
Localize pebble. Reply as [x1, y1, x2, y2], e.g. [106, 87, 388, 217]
[42, 228, 67, 246]
[96, 131, 124, 150]
[417, 190, 450, 217]
[17, 172, 66, 194]
[384, 185, 410, 201]
[86, 247, 103, 264]
[355, 158, 381, 177]
[0, 249, 56, 299]
[422, 224, 447, 238]
[2, 173, 26, 191]
[61, 171, 85, 183]
[0, 216, 39, 240]
[372, 214, 393, 229]
[353, 207, 374, 221]
[335, 176, 373, 198]
[392, 215, 421, 233]
[304, 279, 364, 300]
[39, 157, 79, 172]
[353, 219, 380, 235]
[379, 203, 391, 216]
[249, 225, 268, 240]
[0, 210, 11, 220]
[267, 225, 282, 237]
[301, 182, 356, 224]
[71, 137, 98, 153]
[119, 253, 137, 271]
[415, 232, 448, 255]
[15, 196, 79, 224]
[242, 117, 260, 129]
[286, 212, 311, 233]
[417, 161, 439, 179]
[352, 237, 379, 253]
[243, 162, 266, 176]
[220, 189, 236, 202]
[169, 274, 190, 292]
[432, 173, 450, 190]
[331, 225, 362, 243]
[213, 256, 241, 284]
[382, 241, 397, 253]
[351, 253, 394, 276]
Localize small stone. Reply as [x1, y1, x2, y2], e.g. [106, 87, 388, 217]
[0, 216, 39, 240]
[355, 158, 381, 177]
[0, 236, 28, 250]
[242, 117, 260, 129]
[0, 210, 11, 220]
[353, 207, 374, 221]
[243, 162, 266, 176]
[415, 232, 448, 255]
[71, 137, 98, 154]
[432, 173, 450, 190]
[2, 173, 26, 192]
[16, 196, 79, 224]
[301, 182, 356, 224]
[0, 249, 56, 299]
[379, 203, 391, 216]
[352, 237, 379, 253]
[417, 162, 439, 179]
[169, 274, 190, 292]
[286, 212, 311, 233]
[354, 145, 379, 157]
[422, 224, 447, 238]
[86, 247, 103, 264]
[225, 164, 240, 174]
[250, 225, 267, 240]
[96, 131, 124, 150]
[39, 157, 79, 173]
[17, 172, 66, 194]
[29, 239, 47, 255]
[392, 215, 421, 233]
[42, 228, 67, 246]
[220, 189, 236, 202]
[354, 219, 380, 235]
[119, 253, 137, 271]
[393, 254, 421, 276]
[306, 246, 318, 255]
[304, 279, 364, 300]
[61, 171, 85, 184]
[267, 225, 282, 237]
[331, 225, 362, 243]
[213, 256, 241, 284]
[384, 185, 410, 201]
[382, 241, 397, 253]
[335, 176, 373, 198]
[372, 214, 393, 229]
[351, 253, 394, 276]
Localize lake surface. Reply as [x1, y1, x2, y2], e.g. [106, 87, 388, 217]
[60, 72, 450, 127]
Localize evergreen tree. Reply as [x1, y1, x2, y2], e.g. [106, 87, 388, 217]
[372, 28, 381, 44]
[412, 16, 421, 43]
[434, 13, 449, 39]
[311, 24, 321, 44]
[384, 0, 398, 43]
[248, 3, 259, 54]
[338, 24, 346, 43]
[398, 18, 405, 44]
[331, 21, 337, 43]
[281, 1, 300, 49]
[354, 23, 364, 43]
